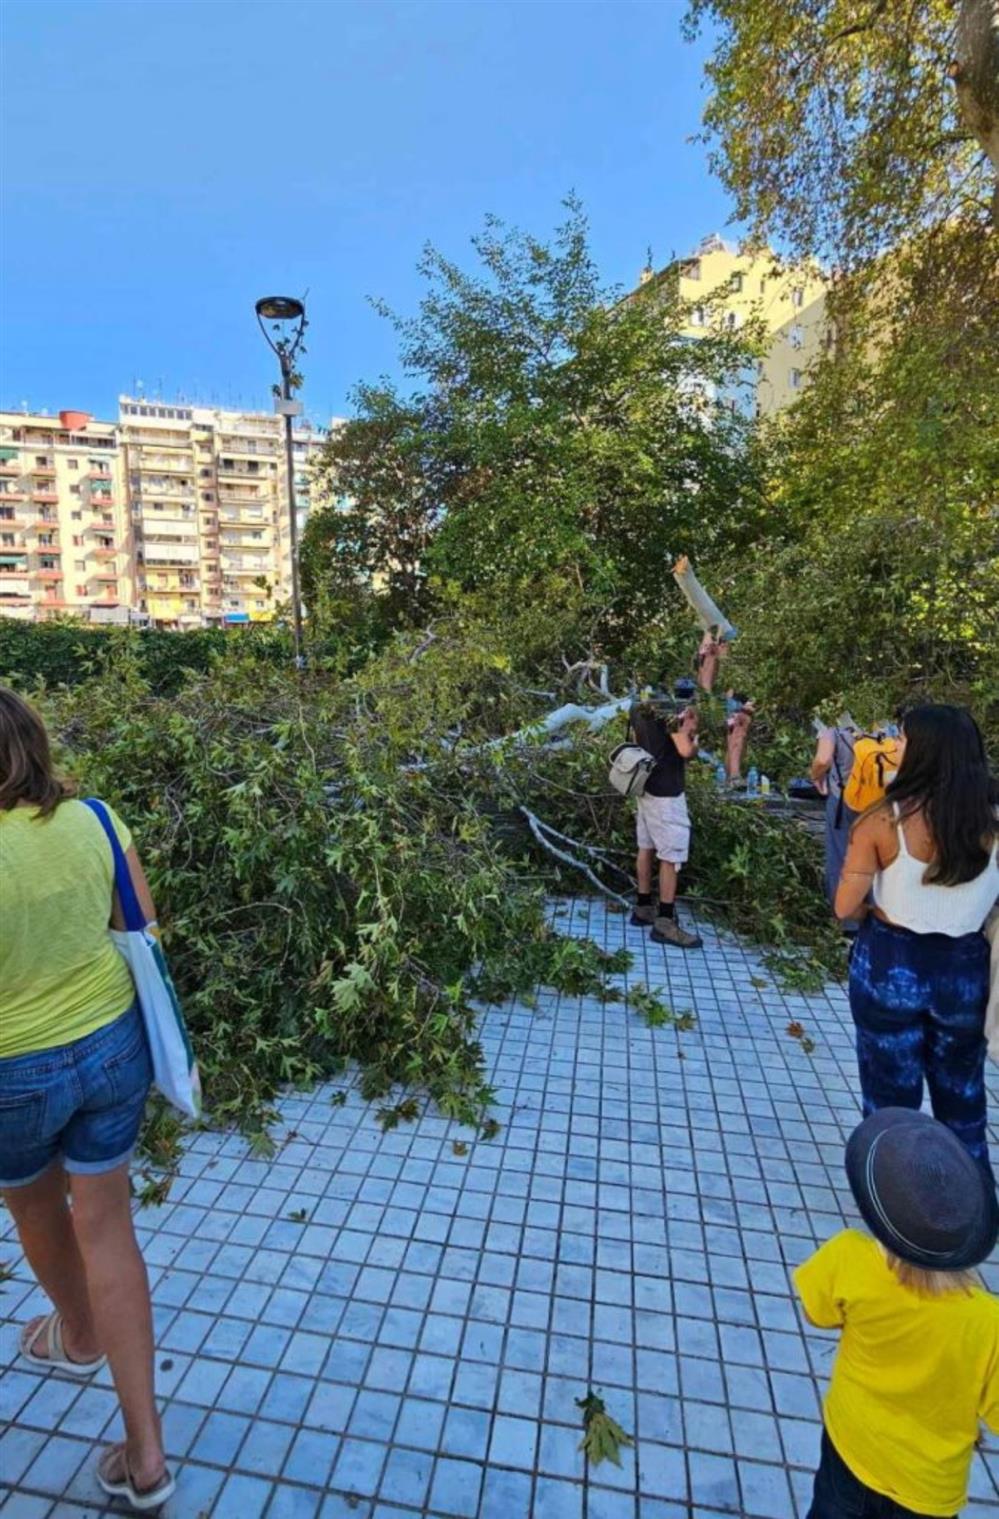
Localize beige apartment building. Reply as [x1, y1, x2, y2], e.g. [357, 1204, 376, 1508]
[0, 409, 133, 623]
[118, 398, 329, 627]
[0, 401, 331, 626]
[638, 233, 829, 415]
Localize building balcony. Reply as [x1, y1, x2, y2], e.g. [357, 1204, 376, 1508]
[0, 487, 28, 501]
[218, 511, 270, 528]
[32, 491, 59, 504]
[91, 569, 121, 584]
[87, 469, 113, 481]
[34, 569, 64, 582]
[92, 546, 119, 560]
[0, 460, 21, 477]
[30, 465, 56, 479]
[134, 458, 194, 475]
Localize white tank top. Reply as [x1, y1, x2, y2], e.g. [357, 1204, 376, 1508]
[873, 806, 999, 936]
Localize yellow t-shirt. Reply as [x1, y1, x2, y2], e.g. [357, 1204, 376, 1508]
[0, 799, 136, 1059]
[795, 1229, 999, 1516]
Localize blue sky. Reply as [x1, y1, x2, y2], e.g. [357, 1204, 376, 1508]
[0, 0, 732, 427]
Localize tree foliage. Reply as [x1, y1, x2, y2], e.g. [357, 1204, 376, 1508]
[302, 200, 767, 658]
[684, 0, 999, 264]
[707, 223, 999, 743]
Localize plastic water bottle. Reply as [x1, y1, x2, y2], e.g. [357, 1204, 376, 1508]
[746, 767, 759, 797]
[760, 773, 771, 796]
[715, 763, 727, 789]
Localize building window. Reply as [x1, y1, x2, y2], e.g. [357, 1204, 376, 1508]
[731, 273, 743, 293]
[691, 306, 706, 327]
[726, 311, 740, 330]
[792, 287, 804, 309]
[789, 323, 804, 350]
[790, 368, 803, 389]
[71, 511, 82, 521]
[67, 458, 79, 469]
[75, 559, 86, 572]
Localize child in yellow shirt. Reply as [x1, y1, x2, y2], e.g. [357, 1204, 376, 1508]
[795, 1108, 999, 1519]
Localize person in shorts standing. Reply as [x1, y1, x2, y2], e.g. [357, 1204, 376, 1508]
[629, 694, 702, 949]
[0, 687, 174, 1510]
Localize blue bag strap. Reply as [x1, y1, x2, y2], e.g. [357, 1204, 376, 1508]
[83, 798, 146, 933]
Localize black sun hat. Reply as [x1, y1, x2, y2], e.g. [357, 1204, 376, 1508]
[846, 1108, 998, 1272]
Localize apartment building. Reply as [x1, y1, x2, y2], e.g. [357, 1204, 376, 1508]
[637, 233, 829, 415]
[0, 400, 330, 626]
[117, 398, 329, 627]
[0, 409, 133, 623]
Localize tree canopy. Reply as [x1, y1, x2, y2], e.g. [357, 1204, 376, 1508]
[302, 201, 767, 660]
[684, 0, 999, 265]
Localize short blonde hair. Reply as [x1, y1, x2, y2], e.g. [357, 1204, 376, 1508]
[886, 1252, 979, 1297]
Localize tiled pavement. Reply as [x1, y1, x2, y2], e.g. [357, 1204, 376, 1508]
[2, 897, 999, 1519]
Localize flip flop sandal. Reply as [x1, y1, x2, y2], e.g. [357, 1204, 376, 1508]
[19, 1311, 107, 1377]
[97, 1445, 176, 1511]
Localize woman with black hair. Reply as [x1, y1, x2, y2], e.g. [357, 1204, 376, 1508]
[836, 705, 999, 1171]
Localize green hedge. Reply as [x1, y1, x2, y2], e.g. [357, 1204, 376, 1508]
[0, 619, 294, 695]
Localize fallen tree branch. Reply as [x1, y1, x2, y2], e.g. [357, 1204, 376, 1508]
[519, 806, 632, 908]
[529, 815, 635, 885]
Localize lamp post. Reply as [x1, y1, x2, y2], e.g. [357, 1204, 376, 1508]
[255, 295, 307, 666]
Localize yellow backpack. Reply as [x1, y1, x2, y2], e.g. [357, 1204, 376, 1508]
[843, 733, 904, 813]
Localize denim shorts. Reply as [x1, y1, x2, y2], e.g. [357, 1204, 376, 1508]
[0, 1003, 152, 1188]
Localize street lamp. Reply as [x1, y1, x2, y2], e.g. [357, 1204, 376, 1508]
[255, 294, 308, 665]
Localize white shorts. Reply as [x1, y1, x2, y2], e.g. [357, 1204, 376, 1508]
[636, 792, 691, 865]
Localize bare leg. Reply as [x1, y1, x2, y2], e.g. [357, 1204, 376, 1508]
[70, 1165, 165, 1487]
[3, 1166, 100, 1362]
[658, 860, 678, 905]
[636, 848, 655, 894]
[726, 714, 751, 781]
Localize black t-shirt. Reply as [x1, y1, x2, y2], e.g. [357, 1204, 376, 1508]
[629, 704, 686, 797]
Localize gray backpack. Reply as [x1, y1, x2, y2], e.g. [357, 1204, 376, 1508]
[608, 742, 656, 798]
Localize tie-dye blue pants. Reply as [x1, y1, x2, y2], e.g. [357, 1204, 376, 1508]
[849, 914, 991, 1172]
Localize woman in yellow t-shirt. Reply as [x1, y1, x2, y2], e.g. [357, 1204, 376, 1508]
[796, 1108, 999, 1518]
[0, 687, 174, 1510]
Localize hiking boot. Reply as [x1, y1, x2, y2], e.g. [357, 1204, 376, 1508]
[651, 916, 702, 949]
[630, 902, 657, 927]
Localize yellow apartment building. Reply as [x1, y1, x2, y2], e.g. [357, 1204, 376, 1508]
[637, 233, 829, 415]
[0, 409, 133, 623]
